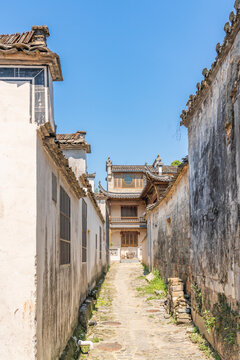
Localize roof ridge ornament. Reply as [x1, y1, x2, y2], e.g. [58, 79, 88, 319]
[234, 0, 240, 11]
[31, 25, 49, 46]
[180, 3, 240, 127]
[216, 43, 222, 54]
[229, 11, 236, 24]
[153, 155, 163, 175]
[106, 156, 112, 167]
[224, 22, 231, 34]
[0, 25, 62, 81]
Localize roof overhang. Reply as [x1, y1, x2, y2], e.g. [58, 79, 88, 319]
[0, 49, 62, 81]
[58, 143, 91, 153]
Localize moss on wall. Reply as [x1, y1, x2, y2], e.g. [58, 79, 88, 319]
[59, 274, 106, 360]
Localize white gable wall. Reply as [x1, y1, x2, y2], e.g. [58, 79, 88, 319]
[62, 149, 87, 178]
[0, 80, 37, 359]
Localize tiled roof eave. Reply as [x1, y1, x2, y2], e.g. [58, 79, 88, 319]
[146, 162, 189, 214]
[38, 123, 85, 199]
[0, 47, 62, 81]
[87, 173, 96, 179]
[79, 175, 105, 223]
[112, 165, 158, 173]
[98, 182, 142, 199]
[58, 142, 91, 153]
[144, 168, 175, 182]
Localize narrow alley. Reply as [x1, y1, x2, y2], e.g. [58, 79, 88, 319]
[1, 3, 240, 359]
[85, 263, 208, 360]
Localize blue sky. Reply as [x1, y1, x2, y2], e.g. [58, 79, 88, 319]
[2, 0, 234, 186]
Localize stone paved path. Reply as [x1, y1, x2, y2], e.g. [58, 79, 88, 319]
[83, 263, 207, 360]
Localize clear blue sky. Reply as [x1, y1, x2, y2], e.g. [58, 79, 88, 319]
[2, 0, 234, 186]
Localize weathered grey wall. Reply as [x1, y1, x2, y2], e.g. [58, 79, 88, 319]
[36, 135, 106, 360]
[146, 166, 190, 293]
[188, 30, 240, 360]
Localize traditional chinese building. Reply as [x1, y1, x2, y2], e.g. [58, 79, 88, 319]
[99, 156, 177, 262]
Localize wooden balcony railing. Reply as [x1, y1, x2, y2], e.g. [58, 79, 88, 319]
[110, 217, 147, 224]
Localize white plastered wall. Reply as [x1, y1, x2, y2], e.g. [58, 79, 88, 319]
[62, 149, 87, 178]
[0, 80, 37, 359]
[85, 196, 106, 291]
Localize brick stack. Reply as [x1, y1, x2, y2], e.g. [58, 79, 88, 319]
[167, 278, 191, 324]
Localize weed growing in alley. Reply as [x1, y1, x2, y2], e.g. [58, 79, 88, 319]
[142, 263, 150, 275]
[96, 296, 111, 307]
[167, 315, 178, 325]
[91, 337, 102, 343]
[81, 345, 90, 354]
[202, 310, 216, 334]
[95, 282, 113, 308]
[189, 327, 221, 359]
[146, 296, 159, 301]
[137, 269, 167, 297]
[213, 293, 240, 348]
[191, 282, 203, 313]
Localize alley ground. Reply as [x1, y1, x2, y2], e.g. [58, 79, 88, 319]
[82, 263, 211, 360]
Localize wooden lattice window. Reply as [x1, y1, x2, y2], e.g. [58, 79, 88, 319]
[114, 174, 122, 188]
[82, 199, 87, 263]
[121, 231, 138, 247]
[114, 173, 144, 188]
[60, 186, 71, 265]
[135, 174, 144, 188]
[99, 226, 102, 260]
[52, 173, 57, 202]
[121, 206, 137, 218]
[122, 174, 135, 188]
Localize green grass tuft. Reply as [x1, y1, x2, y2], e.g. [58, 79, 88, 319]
[92, 337, 102, 343]
[137, 268, 167, 297]
[142, 263, 150, 275]
[189, 328, 221, 359]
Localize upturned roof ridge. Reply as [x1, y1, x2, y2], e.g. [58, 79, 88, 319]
[144, 167, 175, 182]
[180, 2, 240, 127]
[98, 182, 142, 199]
